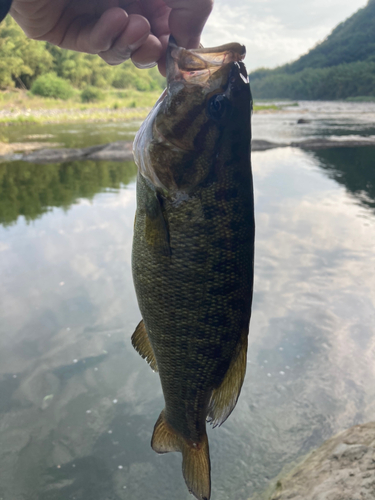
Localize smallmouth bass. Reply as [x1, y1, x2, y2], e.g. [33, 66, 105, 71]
[131, 37, 254, 500]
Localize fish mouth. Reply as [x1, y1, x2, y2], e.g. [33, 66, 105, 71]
[166, 36, 246, 87]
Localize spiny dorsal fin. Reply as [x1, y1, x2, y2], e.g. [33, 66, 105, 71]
[152, 410, 211, 500]
[207, 332, 248, 428]
[131, 320, 158, 372]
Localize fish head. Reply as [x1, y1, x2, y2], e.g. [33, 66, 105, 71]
[133, 38, 251, 196]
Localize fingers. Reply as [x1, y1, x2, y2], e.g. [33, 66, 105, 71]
[139, 0, 171, 39]
[156, 34, 169, 77]
[98, 13, 152, 65]
[163, 0, 213, 49]
[88, 8, 130, 53]
[60, 7, 161, 67]
[131, 35, 163, 68]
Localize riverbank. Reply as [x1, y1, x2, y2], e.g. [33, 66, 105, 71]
[0, 89, 281, 126]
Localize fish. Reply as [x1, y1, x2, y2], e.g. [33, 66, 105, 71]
[131, 37, 254, 500]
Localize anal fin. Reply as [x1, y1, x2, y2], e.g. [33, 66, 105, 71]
[131, 320, 158, 372]
[207, 331, 248, 427]
[152, 410, 211, 500]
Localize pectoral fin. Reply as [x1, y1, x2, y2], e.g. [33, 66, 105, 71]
[131, 320, 158, 372]
[207, 332, 248, 428]
[144, 189, 171, 257]
[152, 410, 211, 500]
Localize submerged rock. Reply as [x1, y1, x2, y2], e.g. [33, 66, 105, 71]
[22, 144, 105, 163]
[292, 138, 375, 149]
[297, 118, 311, 124]
[250, 422, 375, 500]
[252, 140, 288, 151]
[16, 137, 375, 164]
[21, 141, 134, 163]
[87, 141, 133, 161]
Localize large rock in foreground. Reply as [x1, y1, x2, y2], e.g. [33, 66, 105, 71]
[251, 422, 375, 500]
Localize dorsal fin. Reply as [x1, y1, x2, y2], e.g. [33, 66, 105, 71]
[131, 320, 158, 372]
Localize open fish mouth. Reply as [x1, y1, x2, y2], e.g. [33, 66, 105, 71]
[166, 37, 246, 87]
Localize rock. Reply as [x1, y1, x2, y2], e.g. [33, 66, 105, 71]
[297, 118, 311, 124]
[291, 138, 375, 149]
[22, 144, 105, 163]
[252, 140, 288, 151]
[18, 136, 375, 165]
[21, 141, 134, 163]
[0, 141, 62, 157]
[250, 422, 375, 500]
[87, 140, 133, 161]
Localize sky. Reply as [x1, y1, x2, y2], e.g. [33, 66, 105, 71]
[201, 0, 369, 70]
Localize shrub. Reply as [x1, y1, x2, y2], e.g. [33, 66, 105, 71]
[80, 86, 104, 103]
[30, 72, 74, 99]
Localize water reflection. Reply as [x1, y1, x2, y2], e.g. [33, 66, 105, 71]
[0, 140, 375, 498]
[312, 146, 375, 211]
[0, 160, 137, 226]
[0, 121, 142, 148]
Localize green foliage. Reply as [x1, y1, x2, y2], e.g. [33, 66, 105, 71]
[286, 1, 375, 74]
[31, 73, 75, 99]
[250, 1, 375, 100]
[0, 160, 137, 226]
[111, 64, 165, 91]
[80, 86, 104, 103]
[345, 95, 375, 101]
[251, 61, 375, 100]
[0, 16, 165, 93]
[0, 16, 53, 89]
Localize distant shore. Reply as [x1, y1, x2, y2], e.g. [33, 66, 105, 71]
[0, 89, 281, 127]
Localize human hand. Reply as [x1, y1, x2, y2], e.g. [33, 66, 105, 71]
[10, 0, 213, 75]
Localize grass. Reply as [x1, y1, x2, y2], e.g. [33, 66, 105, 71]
[0, 88, 283, 125]
[0, 88, 162, 125]
[345, 95, 375, 102]
[253, 104, 280, 111]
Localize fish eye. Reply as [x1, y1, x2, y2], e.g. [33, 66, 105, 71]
[207, 94, 229, 121]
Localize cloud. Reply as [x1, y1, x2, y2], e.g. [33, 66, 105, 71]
[202, 0, 368, 69]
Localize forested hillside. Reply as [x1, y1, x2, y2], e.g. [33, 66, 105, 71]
[0, 15, 164, 93]
[250, 0, 375, 100]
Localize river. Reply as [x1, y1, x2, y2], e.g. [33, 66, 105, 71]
[0, 100, 375, 500]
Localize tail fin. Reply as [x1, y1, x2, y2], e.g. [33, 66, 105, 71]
[151, 410, 211, 500]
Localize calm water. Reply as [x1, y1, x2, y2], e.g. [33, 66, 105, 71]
[1, 102, 375, 500]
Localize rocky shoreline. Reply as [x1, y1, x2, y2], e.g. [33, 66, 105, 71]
[0, 137, 373, 164]
[250, 422, 375, 500]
